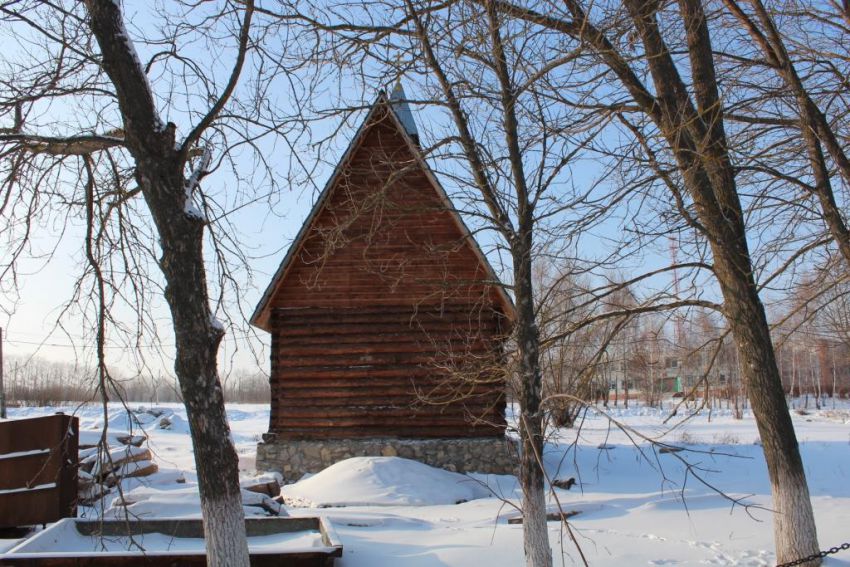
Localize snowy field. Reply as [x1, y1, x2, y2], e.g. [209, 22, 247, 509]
[2, 400, 850, 566]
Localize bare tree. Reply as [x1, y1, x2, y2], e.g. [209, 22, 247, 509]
[483, 0, 823, 562]
[774, 268, 850, 403]
[251, 1, 630, 563]
[0, 1, 295, 564]
[721, 0, 850, 269]
[536, 261, 598, 427]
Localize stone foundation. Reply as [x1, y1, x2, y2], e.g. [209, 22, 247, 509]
[256, 435, 518, 480]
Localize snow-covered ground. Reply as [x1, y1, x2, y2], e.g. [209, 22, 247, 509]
[2, 400, 850, 566]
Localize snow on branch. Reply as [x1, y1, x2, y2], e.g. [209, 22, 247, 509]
[184, 144, 213, 220]
[109, 2, 164, 133]
[0, 133, 125, 155]
[86, 0, 165, 140]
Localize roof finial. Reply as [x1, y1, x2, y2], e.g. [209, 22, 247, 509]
[392, 76, 404, 95]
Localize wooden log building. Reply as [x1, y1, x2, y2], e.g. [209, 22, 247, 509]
[252, 86, 516, 476]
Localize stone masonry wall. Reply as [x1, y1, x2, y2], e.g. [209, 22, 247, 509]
[256, 436, 518, 481]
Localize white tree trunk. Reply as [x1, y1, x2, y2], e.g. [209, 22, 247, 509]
[771, 465, 820, 566]
[201, 493, 251, 567]
[83, 3, 253, 564]
[521, 468, 552, 567]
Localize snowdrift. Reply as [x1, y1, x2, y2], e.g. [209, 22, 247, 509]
[281, 456, 491, 507]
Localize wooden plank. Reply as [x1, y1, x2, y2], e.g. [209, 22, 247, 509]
[270, 383, 428, 396]
[272, 308, 500, 324]
[2, 518, 342, 567]
[270, 414, 495, 427]
[274, 317, 499, 329]
[271, 396, 499, 408]
[507, 510, 582, 524]
[271, 364, 436, 379]
[272, 294, 497, 308]
[277, 270, 490, 282]
[273, 336, 500, 349]
[0, 414, 69, 454]
[272, 353, 491, 368]
[283, 244, 484, 260]
[273, 341, 493, 357]
[275, 406, 498, 419]
[275, 321, 501, 333]
[272, 425, 505, 439]
[274, 323, 500, 339]
[272, 305, 498, 319]
[0, 488, 64, 528]
[271, 380, 428, 392]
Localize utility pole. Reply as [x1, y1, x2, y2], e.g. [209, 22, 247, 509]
[1, 327, 6, 419]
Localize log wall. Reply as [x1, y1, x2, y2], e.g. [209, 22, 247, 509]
[269, 110, 503, 312]
[270, 306, 507, 438]
[265, 105, 510, 439]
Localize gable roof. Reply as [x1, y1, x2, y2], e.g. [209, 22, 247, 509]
[250, 88, 515, 332]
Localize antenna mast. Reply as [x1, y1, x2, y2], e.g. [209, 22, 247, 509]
[670, 235, 684, 347]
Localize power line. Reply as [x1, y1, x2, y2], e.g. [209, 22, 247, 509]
[5, 333, 266, 350]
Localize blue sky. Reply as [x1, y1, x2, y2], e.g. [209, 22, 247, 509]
[0, 0, 748, 382]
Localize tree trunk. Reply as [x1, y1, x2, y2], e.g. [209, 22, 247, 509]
[624, 377, 629, 409]
[723, 0, 850, 270]
[711, 249, 819, 564]
[832, 348, 837, 407]
[514, 238, 552, 567]
[83, 2, 250, 565]
[624, 0, 821, 559]
[687, 104, 821, 567]
[480, 3, 552, 562]
[152, 172, 250, 567]
[792, 349, 797, 404]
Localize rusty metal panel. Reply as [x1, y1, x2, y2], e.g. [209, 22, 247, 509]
[0, 413, 78, 528]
